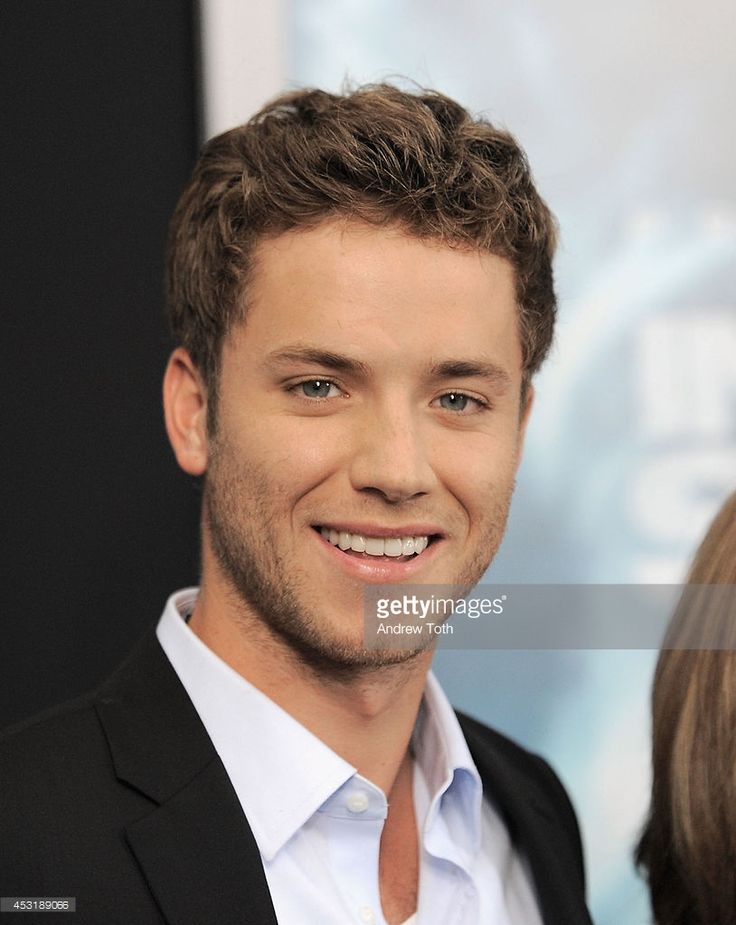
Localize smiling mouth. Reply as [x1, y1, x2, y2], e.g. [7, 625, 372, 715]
[316, 526, 436, 560]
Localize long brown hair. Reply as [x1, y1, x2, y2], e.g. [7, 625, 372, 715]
[637, 491, 736, 924]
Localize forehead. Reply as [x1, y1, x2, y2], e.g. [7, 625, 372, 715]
[225, 220, 522, 375]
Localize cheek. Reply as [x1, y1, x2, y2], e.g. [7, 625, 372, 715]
[433, 430, 521, 499]
[236, 417, 346, 489]
[290, 439, 344, 473]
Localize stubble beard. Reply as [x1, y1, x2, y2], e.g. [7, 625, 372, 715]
[204, 437, 513, 680]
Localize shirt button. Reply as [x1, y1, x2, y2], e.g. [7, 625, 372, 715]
[359, 907, 375, 924]
[347, 791, 370, 813]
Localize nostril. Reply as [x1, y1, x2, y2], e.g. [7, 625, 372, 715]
[359, 486, 430, 505]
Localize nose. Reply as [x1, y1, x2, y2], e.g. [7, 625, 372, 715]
[348, 400, 438, 504]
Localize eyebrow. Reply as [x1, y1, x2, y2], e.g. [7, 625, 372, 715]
[429, 359, 512, 389]
[265, 345, 512, 389]
[265, 346, 372, 377]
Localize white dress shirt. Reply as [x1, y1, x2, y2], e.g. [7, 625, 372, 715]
[156, 589, 542, 925]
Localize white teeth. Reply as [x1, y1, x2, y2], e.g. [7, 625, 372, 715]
[364, 537, 385, 556]
[320, 528, 431, 557]
[384, 538, 403, 557]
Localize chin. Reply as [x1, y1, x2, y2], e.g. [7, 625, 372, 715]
[270, 623, 429, 678]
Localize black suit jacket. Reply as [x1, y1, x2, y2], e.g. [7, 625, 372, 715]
[0, 628, 593, 924]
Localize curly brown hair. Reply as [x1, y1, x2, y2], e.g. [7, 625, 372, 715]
[166, 83, 558, 428]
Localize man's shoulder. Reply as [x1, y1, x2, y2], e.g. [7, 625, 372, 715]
[0, 691, 103, 777]
[0, 687, 137, 827]
[0, 637, 171, 907]
[456, 708, 585, 883]
[0, 631, 147, 769]
[456, 708, 572, 795]
[0, 627, 172, 819]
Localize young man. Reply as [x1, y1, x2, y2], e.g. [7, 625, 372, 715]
[1, 86, 593, 924]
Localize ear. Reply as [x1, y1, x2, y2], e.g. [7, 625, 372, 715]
[163, 348, 209, 476]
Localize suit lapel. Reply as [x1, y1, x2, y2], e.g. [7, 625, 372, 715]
[458, 714, 594, 925]
[95, 628, 278, 925]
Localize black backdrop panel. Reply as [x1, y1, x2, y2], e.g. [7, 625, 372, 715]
[1, 1, 201, 728]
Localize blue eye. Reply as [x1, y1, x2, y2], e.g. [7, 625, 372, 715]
[299, 379, 336, 399]
[439, 392, 472, 412]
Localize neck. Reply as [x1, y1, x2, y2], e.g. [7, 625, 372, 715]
[189, 577, 432, 795]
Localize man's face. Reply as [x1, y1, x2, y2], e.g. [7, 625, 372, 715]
[203, 220, 530, 671]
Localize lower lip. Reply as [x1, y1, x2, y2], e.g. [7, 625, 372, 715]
[313, 530, 442, 582]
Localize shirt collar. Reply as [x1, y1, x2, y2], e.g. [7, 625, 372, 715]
[156, 589, 483, 864]
[413, 671, 483, 862]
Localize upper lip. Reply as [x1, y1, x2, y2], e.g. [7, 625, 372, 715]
[314, 522, 444, 538]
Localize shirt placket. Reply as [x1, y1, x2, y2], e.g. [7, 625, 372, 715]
[319, 776, 389, 925]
